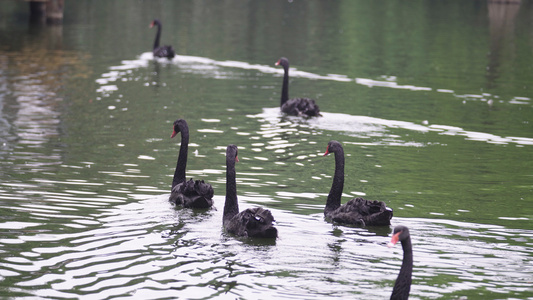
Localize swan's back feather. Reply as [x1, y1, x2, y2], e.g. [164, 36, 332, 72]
[281, 98, 321, 117]
[170, 179, 214, 208]
[154, 45, 175, 59]
[224, 207, 277, 238]
[326, 197, 393, 226]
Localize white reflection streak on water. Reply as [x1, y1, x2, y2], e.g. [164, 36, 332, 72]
[1, 184, 532, 299]
[2, 53, 527, 298]
[0, 55, 64, 177]
[96, 52, 532, 108]
[251, 108, 533, 147]
[95, 53, 532, 148]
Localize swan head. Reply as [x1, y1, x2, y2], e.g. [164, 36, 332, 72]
[388, 225, 410, 248]
[150, 19, 161, 28]
[171, 119, 188, 138]
[323, 140, 343, 156]
[226, 144, 239, 162]
[275, 57, 289, 69]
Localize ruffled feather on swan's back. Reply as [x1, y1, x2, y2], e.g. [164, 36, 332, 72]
[170, 178, 214, 209]
[281, 98, 321, 117]
[153, 45, 175, 59]
[326, 197, 393, 226]
[224, 207, 277, 238]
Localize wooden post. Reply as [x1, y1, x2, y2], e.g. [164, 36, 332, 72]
[28, 0, 64, 24]
[46, 0, 64, 24]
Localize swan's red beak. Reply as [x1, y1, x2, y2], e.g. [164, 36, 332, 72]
[236, 155, 239, 162]
[150, 21, 155, 28]
[323, 145, 330, 156]
[275, 60, 280, 66]
[387, 231, 402, 248]
[171, 129, 178, 138]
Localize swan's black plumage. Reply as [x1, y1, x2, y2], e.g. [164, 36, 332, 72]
[150, 19, 175, 59]
[169, 119, 213, 208]
[323, 140, 393, 226]
[275, 57, 321, 117]
[388, 225, 413, 300]
[223, 145, 277, 238]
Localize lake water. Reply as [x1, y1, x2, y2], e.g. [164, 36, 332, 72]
[0, 1, 532, 299]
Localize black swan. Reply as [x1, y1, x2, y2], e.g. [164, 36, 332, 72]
[388, 225, 413, 300]
[322, 140, 393, 226]
[169, 119, 213, 208]
[223, 144, 278, 238]
[275, 57, 321, 117]
[150, 19, 175, 59]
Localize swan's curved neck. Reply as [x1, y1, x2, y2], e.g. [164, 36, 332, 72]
[391, 237, 413, 299]
[172, 126, 188, 189]
[326, 148, 344, 213]
[280, 66, 289, 106]
[153, 23, 162, 50]
[224, 156, 239, 223]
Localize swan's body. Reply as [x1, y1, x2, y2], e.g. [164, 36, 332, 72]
[150, 19, 175, 59]
[275, 57, 321, 117]
[223, 145, 278, 238]
[323, 140, 393, 226]
[169, 119, 213, 208]
[388, 225, 413, 300]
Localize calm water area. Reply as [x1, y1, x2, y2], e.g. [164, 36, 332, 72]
[1, 1, 532, 299]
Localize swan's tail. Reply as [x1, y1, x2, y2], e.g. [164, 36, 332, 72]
[244, 207, 278, 238]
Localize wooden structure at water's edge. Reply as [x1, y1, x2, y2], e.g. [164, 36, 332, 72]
[27, 0, 64, 24]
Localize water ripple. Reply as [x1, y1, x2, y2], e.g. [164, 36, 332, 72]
[1, 186, 532, 299]
[250, 108, 533, 147]
[95, 53, 532, 111]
